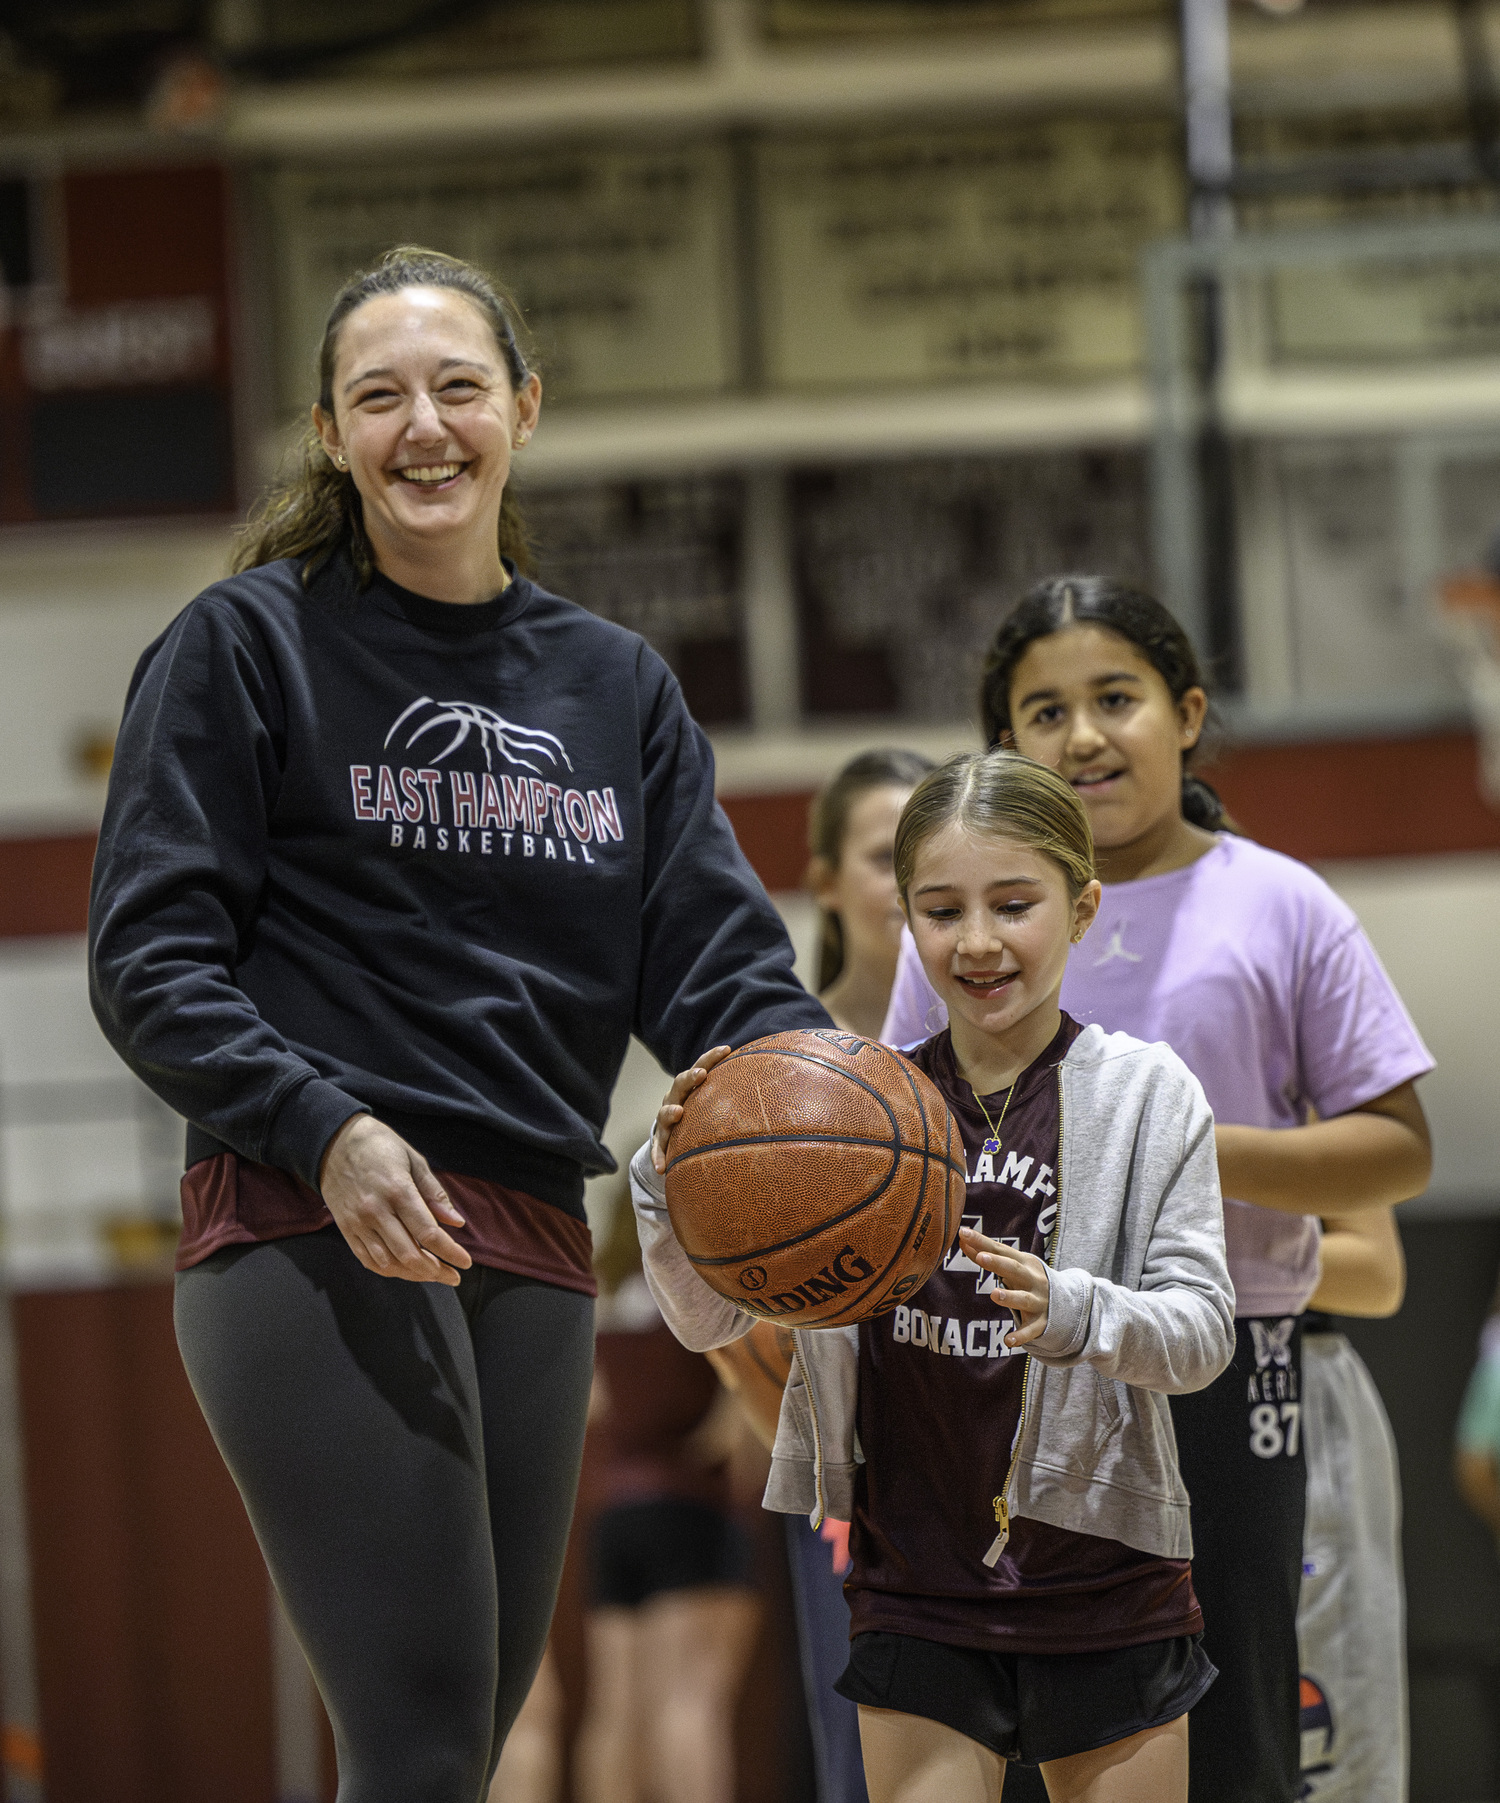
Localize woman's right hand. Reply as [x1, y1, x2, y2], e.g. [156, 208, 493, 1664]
[319, 1114, 472, 1286]
[650, 1045, 731, 1173]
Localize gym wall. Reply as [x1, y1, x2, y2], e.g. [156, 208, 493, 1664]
[2, 3, 1500, 1797]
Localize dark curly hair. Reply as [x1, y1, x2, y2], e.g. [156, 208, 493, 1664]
[977, 574, 1227, 832]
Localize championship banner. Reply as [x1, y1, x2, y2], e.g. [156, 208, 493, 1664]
[268, 142, 740, 411]
[1238, 106, 1500, 367]
[757, 116, 1183, 389]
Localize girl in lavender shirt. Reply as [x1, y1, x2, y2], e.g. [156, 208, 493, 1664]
[882, 577, 1434, 1803]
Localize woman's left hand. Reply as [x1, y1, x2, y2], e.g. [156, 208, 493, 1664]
[959, 1226, 1051, 1348]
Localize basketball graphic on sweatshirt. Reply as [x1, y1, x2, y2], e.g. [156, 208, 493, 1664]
[348, 696, 623, 863]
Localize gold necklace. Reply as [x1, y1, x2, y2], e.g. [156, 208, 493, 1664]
[973, 1077, 1019, 1157]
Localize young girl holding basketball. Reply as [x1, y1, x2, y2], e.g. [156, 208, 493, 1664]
[709, 748, 932, 1803]
[882, 577, 1435, 1803]
[634, 750, 1235, 1802]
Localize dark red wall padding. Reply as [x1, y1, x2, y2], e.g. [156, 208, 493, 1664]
[719, 730, 1500, 894]
[0, 834, 95, 938]
[0, 731, 1496, 947]
[1210, 730, 1500, 862]
[12, 1284, 274, 1803]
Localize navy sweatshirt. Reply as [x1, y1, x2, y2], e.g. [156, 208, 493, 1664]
[88, 553, 829, 1220]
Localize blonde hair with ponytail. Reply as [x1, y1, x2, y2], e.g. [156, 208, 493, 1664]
[807, 748, 936, 993]
[894, 750, 1097, 905]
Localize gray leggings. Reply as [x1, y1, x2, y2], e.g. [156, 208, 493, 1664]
[175, 1226, 594, 1803]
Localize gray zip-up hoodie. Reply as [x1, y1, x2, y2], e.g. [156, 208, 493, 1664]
[630, 1024, 1235, 1562]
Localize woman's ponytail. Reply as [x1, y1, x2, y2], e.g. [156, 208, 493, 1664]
[232, 425, 372, 583]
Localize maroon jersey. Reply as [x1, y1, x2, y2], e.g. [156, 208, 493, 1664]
[592, 1274, 729, 1511]
[846, 1016, 1202, 1654]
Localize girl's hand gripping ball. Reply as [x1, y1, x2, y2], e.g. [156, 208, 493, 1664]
[651, 1045, 733, 1173]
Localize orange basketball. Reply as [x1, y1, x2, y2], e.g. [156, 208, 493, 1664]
[663, 1028, 965, 1327]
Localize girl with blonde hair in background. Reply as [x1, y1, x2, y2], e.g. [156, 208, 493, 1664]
[644, 749, 1236, 1802]
[807, 749, 937, 1038]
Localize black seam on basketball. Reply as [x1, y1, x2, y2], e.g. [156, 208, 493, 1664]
[856, 1156, 968, 1325]
[688, 1146, 966, 1290]
[665, 1051, 965, 1180]
[799, 1088, 964, 1327]
[667, 1131, 941, 1169]
[781, 1147, 951, 1326]
[891, 1055, 931, 1156]
[679, 1139, 965, 1268]
[675, 1046, 901, 1147]
[671, 1037, 964, 1319]
[721, 1149, 963, 1327]
[683, 1146, 901, 1265]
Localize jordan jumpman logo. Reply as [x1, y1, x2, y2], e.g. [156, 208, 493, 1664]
[1093, 924, 1143, 967]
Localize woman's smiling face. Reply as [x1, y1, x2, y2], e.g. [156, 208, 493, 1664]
[314, 285, 540, 565]
[1005, 625, 1206, 852]
[905, 822, 1097, 1042]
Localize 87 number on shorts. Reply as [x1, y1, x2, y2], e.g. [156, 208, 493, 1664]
[1249, 1401, 1300, 1459]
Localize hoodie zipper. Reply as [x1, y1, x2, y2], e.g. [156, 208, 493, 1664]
[791, 1331, 829, 1528]
[983, 1066, 1067, 1568]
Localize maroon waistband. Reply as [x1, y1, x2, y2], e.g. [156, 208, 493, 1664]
[178, 1154, 596, 1297]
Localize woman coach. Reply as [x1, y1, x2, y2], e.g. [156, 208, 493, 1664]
[88, 246, 829, 1803]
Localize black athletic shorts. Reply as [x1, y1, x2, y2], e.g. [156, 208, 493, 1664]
[1169, 1314, 1307, 1803]
[835, 1629, 1217, 1767]
[590, 1497, 754, 1609]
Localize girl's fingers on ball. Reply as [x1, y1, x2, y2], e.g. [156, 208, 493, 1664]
[669, 1047, 731, 1103]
